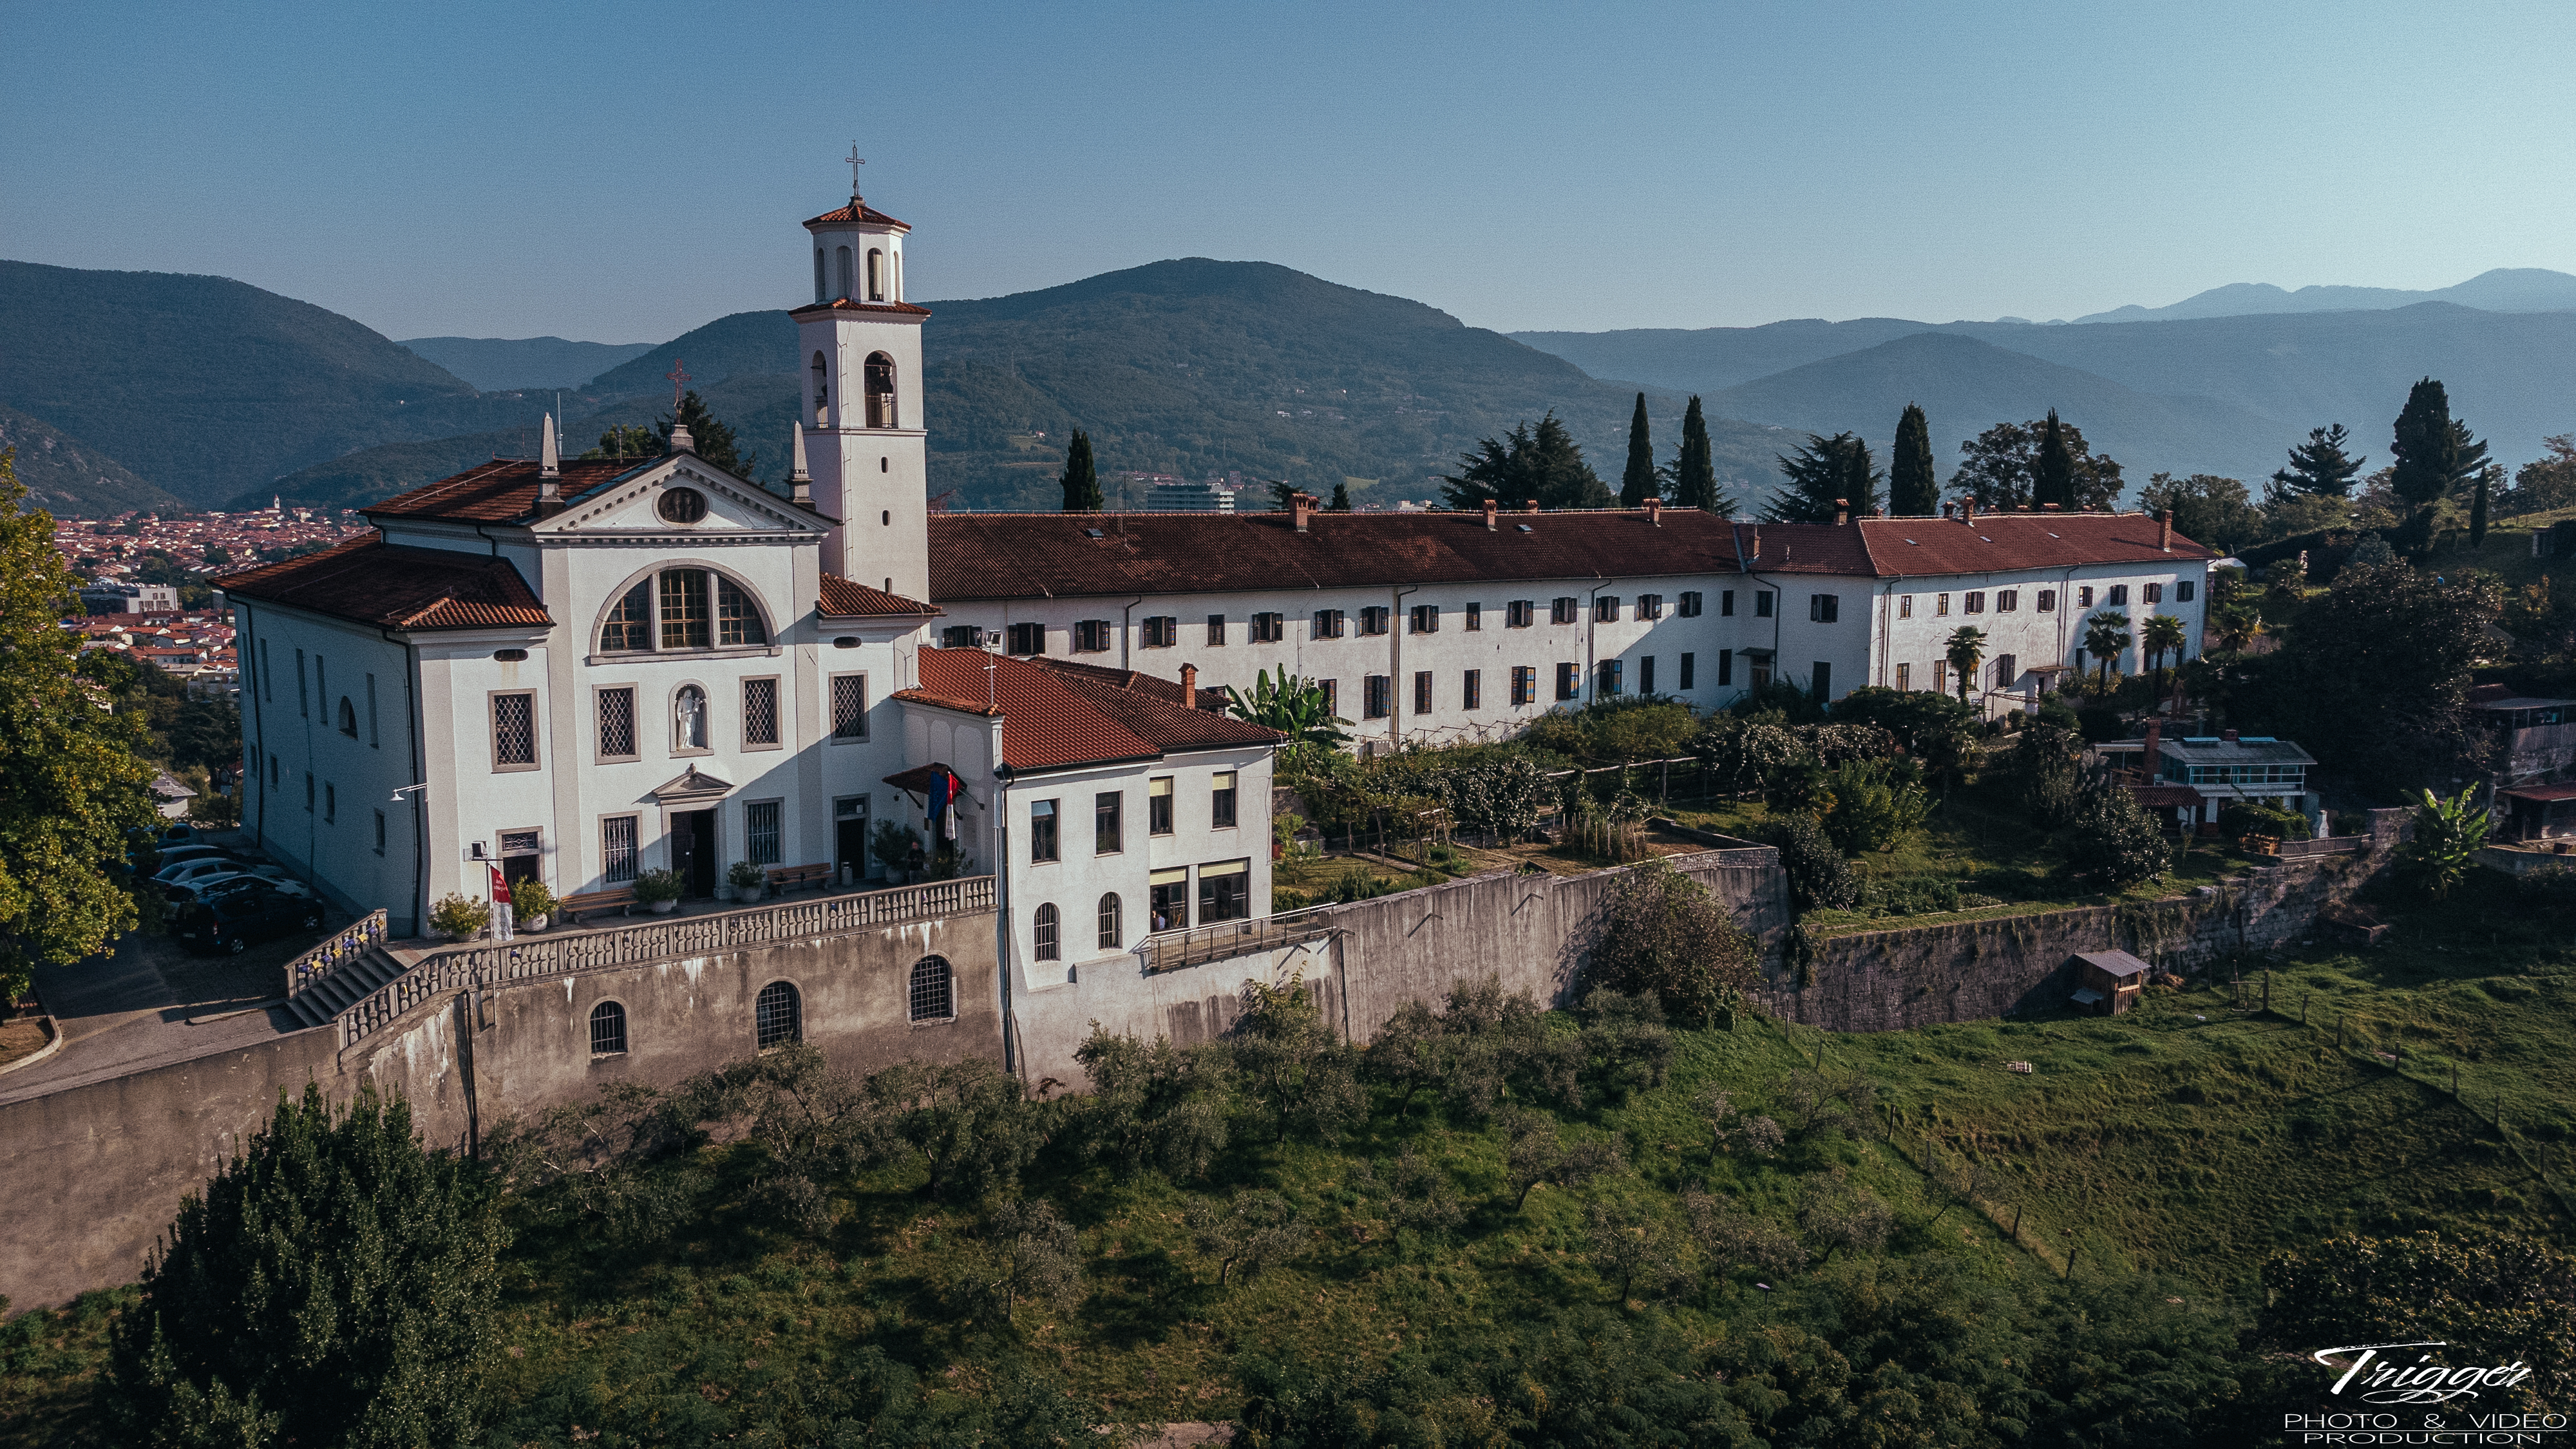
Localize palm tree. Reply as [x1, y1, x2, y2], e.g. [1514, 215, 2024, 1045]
[2084, 609, 2133, 688]
[2140, 613, 2189, 701]
[1944, 625, 1987, 707]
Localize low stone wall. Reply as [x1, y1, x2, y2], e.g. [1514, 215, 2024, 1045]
[0, 892, 1002, 1311]
[1013, 844, 1791, 1082]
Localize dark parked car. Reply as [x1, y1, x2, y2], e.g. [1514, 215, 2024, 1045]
[175, 884, 323, 955]
[149, 844, 242, 872]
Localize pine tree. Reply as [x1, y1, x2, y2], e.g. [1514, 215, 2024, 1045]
[1059, 430, 1103, 513]
[658, 390, 753, 477]
[1763, 433, 1880, 523]
[2271, 423, 2367, 498]
[1889, 402, 1937, 516]
[2032, 409, 2074, 509]
[1668, 396, 1719, 512]
[2447, 417, 2492, 494]
[1328, 481, 1353, 511]
[1619, 393, 1658, 507]
[2391, 378, 2458, 508]
[1437, 412, 1607, 510]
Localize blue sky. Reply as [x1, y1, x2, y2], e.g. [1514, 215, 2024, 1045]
[5, 1, 2571, 343]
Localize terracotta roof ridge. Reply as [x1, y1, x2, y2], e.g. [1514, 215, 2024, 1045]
[890, 687, 1001, 717]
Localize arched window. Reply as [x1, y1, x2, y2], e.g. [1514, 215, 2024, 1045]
[864, 352, 896, 429]
[674, 685, 708, 752]
[811, 351, 829, 424]
[600, 569, 773, 656]
[867, 248, 885, 301]
[835, 245, 853, 299]
[589, 1000, 627, 1056]
[813, 248, 826, 303]
[755, 980, 801, 1048]
[910, 955, 954, 1021]
[338, 697, 358, 737]
[1034, 903, 1060, 961]
[1098, 893, 1122, 950]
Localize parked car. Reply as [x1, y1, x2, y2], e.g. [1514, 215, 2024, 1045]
[155, 857, 244, 887]
[148, 844, 243, 872]
[128, 823, 201, 851]
[175, 884, 323, 955]
[172, 870, 315, 906]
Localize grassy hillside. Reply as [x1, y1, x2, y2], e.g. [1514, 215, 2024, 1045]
[0, 406, 176, 516]
[7, 866, 2568, 1445]
[280, 261, 1799, 514]
[0, 261, 596, 506]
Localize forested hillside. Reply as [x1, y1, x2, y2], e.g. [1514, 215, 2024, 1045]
[0, 405, 176, 515]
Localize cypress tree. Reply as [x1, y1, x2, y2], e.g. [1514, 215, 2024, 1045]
[1619, 393, 1658, 507]
[1059, 430, 1103, 513]
[1670, 397, 1718, 512]
[2471, 466, 2490, 547]
[1328, 481, 1353, 511]
[1889, 402, 1937, 515]
[2033, 410, 2074, 509]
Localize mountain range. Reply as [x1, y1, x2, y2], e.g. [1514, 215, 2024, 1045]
[2065, 267, 2576, 325]
[5, 254, 2574, 520]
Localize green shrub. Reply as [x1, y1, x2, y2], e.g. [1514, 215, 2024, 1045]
[633, 867, 686, 904]
[428, 892, 490, 939]
[1586, 862, 1761, 1025]
[509, 876, 557, 921]
[2063, 783, 2173, 887]
[2516, 863, 2576, 913]
[1817, 758, 1929, 855]
[2219, 801, 2311, 841]
[1864, 878, 1961, 916]
[1760, 812, 1859, 913]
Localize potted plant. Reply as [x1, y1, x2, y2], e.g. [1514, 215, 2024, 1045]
[510, 876, 558, 931]
[727, 859, 766, 902]
[634, 868, 685, 914]
[428, 892, 491, 942]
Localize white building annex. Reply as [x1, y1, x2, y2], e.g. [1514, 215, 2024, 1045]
[925, 499, 2217, 750]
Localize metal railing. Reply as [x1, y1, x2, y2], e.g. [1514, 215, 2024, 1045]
[284, 909, 388, 999]
[1139, 903, 1339, 975]
[337, 875, 996, 1048]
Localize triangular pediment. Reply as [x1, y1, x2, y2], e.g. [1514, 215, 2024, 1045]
[536, 454, 829, 538]
[650, 766, 734, 802]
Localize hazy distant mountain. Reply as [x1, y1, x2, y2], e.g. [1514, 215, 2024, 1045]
[2068, 268, 2576, 325]
[0, 260, 577, 506]
[280, 260, 1795, 514]
[0, 404, 177, 516]
[1704, 333, 2304, 489]
[400, 336, 655, 391]
[1513, 318, 1936, 396]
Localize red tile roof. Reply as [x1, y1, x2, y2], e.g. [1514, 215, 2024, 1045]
[215, 534, 553, 632]
[927, 509, 1750, 600]
[925, 509, 2213, 597]
[366, 457, 649, 524]
[804, 196, 911, 230]
[787, 299, 932, 319]
[902, 648, 1277, 774]
[819, 573, 941, 618]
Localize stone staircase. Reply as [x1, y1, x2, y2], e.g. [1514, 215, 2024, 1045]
[281, 946, 410, 1030]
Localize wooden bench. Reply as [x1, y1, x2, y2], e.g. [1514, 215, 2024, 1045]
[561, 886, 637, 924]
[766, 863, 833, 894]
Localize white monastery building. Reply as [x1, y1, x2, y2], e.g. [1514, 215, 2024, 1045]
[216, 179, 2213, 995]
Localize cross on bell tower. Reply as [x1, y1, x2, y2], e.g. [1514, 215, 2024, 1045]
[845, 144, 865, 198]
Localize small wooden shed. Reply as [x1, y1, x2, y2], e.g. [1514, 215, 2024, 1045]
[2068, 951, 2151, 1016]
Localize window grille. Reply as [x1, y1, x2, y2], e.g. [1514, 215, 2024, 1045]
[746, 800, 782, 865]
[658, 571, 710, 650]
[743, 677, 780, 746]
[755, 981, 801, 1048]
[500, 829, 540, 857]
[909, 956, 954, 1021]
[493, 694, 536, 766]
[717, 577, 768, 646]
[1035, 903, 1061, 960]
[589, 1001, 627, 1056]
[831, 675, 867, 739]
[602, 817, 638, 884]
[1098, 893, 1122, 950]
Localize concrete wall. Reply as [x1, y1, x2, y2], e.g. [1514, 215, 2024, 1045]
[0, 907, 1001, 1311]
[1012, 844, 1792, 1084]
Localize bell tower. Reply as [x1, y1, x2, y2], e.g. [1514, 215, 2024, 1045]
[793, 174, 927, 600]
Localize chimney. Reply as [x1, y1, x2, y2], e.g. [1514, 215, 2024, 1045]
[1833, 497, 1849, 526]
[1292, 492, 1316, 532]
[1524, 498, 1540, 513]
[2222, 728, 2239, 744]
[1942, 502, 1956, 519]
[1748, 525, 1761, 560]
[1961, 497, 1976, 524]
[1181, 663, 1198, 710]
[2041, 502, 2061, 511]
[789, 422, 812, 506]
[536, 412, 561, 515]
[1482, 498, 1498, 531]
[2159, 507, 2174, 552]
[1643, 497, 1662, 526]
[1872, 506, 1886, 518]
